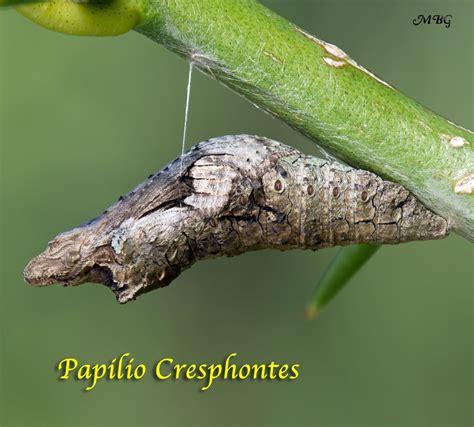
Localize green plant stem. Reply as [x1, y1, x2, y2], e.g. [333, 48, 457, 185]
[305, 245, 380, 319]
[134, 0, 473, 239]
[6, 0, 473, 239]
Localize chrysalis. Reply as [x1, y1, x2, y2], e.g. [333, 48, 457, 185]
[24, 135, 449, 303]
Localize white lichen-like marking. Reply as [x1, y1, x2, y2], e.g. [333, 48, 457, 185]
[295, 26, 393, 89]
[448, 136, 469, 148]
[321, 42, 347, 59]
[111, 218, 134, 254]
[454, 174, 474, 194]
[323, 57, 347, 68]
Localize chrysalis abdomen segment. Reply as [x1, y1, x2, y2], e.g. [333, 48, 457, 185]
[279, 156, 449, 248]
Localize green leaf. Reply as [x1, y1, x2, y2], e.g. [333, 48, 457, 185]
[305, 244, 380, 319]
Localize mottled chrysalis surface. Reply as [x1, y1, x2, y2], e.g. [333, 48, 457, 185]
[25, 135, 449, 303]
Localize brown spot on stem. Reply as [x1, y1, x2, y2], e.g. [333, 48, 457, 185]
[295, 26, 393, 88]
[321, 42, 347, 59]
[323, 57, 347, 68]
[454, 174, 474, 194]
[448, 136, 469, 148]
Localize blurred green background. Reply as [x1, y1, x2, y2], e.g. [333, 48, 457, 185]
[1, 1, 473, 426]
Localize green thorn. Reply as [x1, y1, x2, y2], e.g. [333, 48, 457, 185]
[305, 244, 380, 319]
